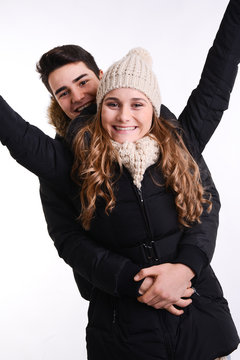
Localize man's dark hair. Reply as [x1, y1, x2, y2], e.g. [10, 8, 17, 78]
[36, 44, 100, 93]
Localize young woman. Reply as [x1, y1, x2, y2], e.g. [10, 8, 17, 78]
[66, 46, 239, 360]
[0, 0, 240, 358]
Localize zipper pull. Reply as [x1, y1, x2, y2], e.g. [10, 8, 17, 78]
[112, 308, 116, 324]
[192, 287, 200, 296]
[138, 188, 143, 202]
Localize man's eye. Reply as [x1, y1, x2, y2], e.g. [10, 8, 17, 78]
[80, 80, 88, 86]
[59, 91, 69, 98]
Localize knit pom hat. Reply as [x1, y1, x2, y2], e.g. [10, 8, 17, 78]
[96, 48, 161, 116]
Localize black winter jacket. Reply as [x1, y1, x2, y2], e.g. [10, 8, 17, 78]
[39, 103, 221, 301]
[0, 0, 240, 358]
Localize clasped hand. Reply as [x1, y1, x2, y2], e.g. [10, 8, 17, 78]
[134, 263, 195, 316]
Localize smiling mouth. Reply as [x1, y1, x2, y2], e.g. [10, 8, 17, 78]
[74, 102, 93, 113]
[114, 126, 137, 131]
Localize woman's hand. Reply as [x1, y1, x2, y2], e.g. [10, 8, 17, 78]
[138, 276, 193, 316]
[134, 263, 195, 315]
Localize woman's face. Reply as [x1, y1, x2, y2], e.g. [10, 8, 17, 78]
[101, 88, 153, 143]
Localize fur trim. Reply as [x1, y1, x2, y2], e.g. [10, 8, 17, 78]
[47, 97, 71, 137]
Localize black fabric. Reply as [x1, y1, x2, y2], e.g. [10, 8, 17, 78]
[65, 102, 96, 145]
[118, 231, 181, 265]
[0, 0, 240, 358]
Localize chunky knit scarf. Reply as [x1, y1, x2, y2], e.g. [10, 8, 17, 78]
[111, 136, 160, 189]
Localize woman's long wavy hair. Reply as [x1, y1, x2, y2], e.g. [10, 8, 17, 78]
[71, 105, 211, 230]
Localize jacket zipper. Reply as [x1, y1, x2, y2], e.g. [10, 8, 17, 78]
[112, 306, 116, 324]
[136, 186, 174, 359]
[136, 187, 154, 244]
[161, 311, 175, 360]
[112, 296, 118, 325]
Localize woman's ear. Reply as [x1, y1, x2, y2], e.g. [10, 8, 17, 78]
[99, 70, 104, 80]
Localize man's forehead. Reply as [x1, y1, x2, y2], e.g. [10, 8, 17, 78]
[48, 61, 91, 93]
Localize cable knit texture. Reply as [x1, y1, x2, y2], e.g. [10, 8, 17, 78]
[97, 47, 161, 116]
[111, 136, 159, 189]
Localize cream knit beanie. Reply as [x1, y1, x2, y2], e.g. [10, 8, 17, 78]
[96, 48, 161, 116]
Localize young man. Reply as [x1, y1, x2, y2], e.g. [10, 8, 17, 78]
[36, 45, 220, 309]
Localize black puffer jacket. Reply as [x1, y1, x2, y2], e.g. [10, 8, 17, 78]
[0, 0, 240, 358]
[39, 102, 221, 302]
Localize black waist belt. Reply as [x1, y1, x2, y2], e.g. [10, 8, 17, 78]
[119, 232, 182, 265]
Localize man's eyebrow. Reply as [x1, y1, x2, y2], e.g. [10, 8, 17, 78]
[73, 73, 88, 83]
[55, 73, 88, 96]
[55, 86, 67, 96]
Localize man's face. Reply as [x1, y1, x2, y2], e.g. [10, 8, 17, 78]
[48, 61, 102, 120]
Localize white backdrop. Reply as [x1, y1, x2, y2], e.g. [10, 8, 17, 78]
[0, 0, 239, 359]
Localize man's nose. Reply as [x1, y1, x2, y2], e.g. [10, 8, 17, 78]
[71, 89, 84, 103]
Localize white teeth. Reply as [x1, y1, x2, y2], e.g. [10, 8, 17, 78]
[75, 102, 92, 112]
[115, 126, 136, 131]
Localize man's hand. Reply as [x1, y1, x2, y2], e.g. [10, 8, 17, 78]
[134, 263, 195, 315]
[138, 276, 155, 295]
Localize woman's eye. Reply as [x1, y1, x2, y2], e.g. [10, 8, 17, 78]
[132, 103, 143, 108]
[107, 102, 119, 108]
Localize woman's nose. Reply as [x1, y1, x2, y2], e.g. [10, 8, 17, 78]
[117, 106, 131, 122]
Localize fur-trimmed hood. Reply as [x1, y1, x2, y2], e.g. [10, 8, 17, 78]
[47, 98, 97, 139]
[47, 97, 71, 138]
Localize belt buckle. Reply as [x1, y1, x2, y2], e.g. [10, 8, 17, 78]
[142, 241, 159, 263]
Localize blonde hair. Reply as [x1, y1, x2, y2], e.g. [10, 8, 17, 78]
[72, 108, 211, 230]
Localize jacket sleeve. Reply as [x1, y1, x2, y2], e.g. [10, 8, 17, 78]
[168, 2, 240, 277]
[161, 106, 220, 277]
[39, 178, 142, 298]
[172, 156, 221, 277]
[0, 97, 141, 298]
[179, 0, 240, 157]
[0, 96, 72, 187]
